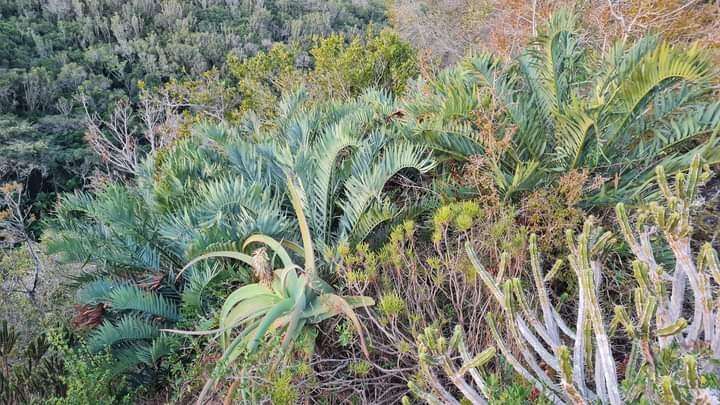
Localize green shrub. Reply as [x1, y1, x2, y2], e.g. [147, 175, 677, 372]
[46, 328, 132, 405]
[227, 28, 418, 117]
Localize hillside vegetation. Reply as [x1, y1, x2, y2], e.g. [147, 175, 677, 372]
[1, 1, 720, 404]
[0, 0, 385, 218]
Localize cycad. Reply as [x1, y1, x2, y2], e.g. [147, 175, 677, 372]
[47, 183, 192, 376]
[47, 88, 434, 377]
[221, 89, 436, 251]
[151, 88, 435, 255]
[402, 10, 720, 205]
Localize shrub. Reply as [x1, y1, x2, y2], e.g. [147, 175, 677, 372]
[0, 321, 65, 403]
[0, 321, 129, 404]
[227, 29, 418, 117]
[46, 327, 133, 405]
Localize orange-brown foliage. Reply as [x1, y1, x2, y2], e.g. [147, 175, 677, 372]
[391, 0, 719, 63]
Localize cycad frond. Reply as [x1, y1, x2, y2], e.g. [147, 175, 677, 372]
[651, 102, 720, 155]
[196, 177, 289, 234]
[135, 335, 176, 366]
[407, 124, 484, 160]
[493, 160, 541, 200]
[87, 316, 159, 353]
[181, 264, 223, 314]
[107, 285, 179, 321]
[603, 41, 711, 150]
[107, 336, 176, 376]
[467, 54, 547, 161]
[348, 200, 399, 245]
[520, 9, 582, 123]
[277, 88, 309, 120]
[553, 98, 595, 170]
[78, 280, 178, 321]
[76, 278, 126, 305]
[466, 53, 517, 117]
[309, 119, 360, 243]
[340, 141, 435, 239]
[600, 35, 659, 86]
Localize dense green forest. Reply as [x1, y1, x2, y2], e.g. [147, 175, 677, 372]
[2, 0, 720, 404]
[0, 0, 385, 220]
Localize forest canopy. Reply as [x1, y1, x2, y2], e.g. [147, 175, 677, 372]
[0, 0, 386, 219]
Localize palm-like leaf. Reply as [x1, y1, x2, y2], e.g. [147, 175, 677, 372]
[181, 263, 223, 314]
[78, 280, 178, 321]
[49, 88, 433, 379]
[339, 141, 436, 239]
[406, 10, 719, 205]
[87, 316, 160, 353]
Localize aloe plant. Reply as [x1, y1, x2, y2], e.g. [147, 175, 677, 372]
[171, 175, 374, 399]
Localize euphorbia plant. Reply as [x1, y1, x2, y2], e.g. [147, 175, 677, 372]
[407, 155, 720, 404]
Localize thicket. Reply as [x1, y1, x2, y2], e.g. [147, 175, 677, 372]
[2, 2, 720, 404]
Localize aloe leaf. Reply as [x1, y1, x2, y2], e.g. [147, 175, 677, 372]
[197, 318, 260, 405]
[221, 318, 263, 367]
[248, 298, 294, 352]
[281, 318, 308, 354]
[303, 295, 375, 322]
[329, 294, 372, 358]
[160, 327, 223, 336]
[305, 294, 373, 358]
[282, 267, 302, 298]
[223, 295, 280, 331]
[343, 296, 376, 309]
[282, 240, 305, 258]
[312, 277, 335, 294]
[286, 176, 316, 279]
[271, 270, 285, 296]
[281, 286, 307, 350]
[220, 284, 274, 321]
